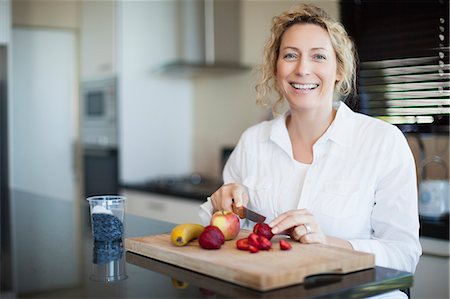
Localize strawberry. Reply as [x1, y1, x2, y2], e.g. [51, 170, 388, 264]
[248, 245, 259, 253]
[253, 223, 274, 240]
[258, 235, 272, 250]
[247, 233, 262, 249]
[279, 239, 292, 250]
[236, 238, 249, 251]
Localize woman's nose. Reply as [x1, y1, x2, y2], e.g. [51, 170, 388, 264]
[295, 58, 311, 76]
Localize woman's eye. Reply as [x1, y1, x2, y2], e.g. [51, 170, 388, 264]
[284, 53, 297, 60]
[314, 53, 327, 60]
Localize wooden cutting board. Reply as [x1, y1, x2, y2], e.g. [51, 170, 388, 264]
[125, 230, 374, 291]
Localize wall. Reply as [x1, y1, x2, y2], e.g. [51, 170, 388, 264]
[193, 0, 340, 178]
[118, 0, 194, 183]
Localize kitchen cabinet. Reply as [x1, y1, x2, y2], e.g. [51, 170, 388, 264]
[80, 0, 115, 79]
[122, 189, 202, 225]
[411, 237, 449, 299]
[12, 0, 78, 29]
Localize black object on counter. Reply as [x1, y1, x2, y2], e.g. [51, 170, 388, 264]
[92, 213, 123, 241]
[420, 214, 449, 240]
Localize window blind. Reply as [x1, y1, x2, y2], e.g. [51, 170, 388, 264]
[358, 53, 449, 125]
[341, 0, 449, 133]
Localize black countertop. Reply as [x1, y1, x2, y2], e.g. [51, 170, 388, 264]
[122, 175, 222, 201]
[8, 191, 413, 298]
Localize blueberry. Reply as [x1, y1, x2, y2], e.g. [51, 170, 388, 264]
[92, 213, 123, 241]
[93, 240, 123, 264]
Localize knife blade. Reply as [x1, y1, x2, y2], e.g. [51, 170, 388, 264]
[231, 199, 266, 223]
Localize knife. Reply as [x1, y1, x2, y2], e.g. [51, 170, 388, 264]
[231, 199, 266, 223]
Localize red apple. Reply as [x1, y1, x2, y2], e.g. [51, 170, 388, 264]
[198, 225, 224, 249]
[210, 210, 240, 240]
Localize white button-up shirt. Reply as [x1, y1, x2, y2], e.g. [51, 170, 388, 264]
[200, 101, 421, 274]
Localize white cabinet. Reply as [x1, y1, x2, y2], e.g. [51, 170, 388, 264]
[80, 0, 115, 79]
[411, 237, 449, 299]
[122, 189, 202, 224]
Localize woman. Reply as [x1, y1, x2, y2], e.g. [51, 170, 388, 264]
[199, 3, 421, 292]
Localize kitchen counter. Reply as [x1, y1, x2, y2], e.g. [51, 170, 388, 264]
[7, 193, 413, 299]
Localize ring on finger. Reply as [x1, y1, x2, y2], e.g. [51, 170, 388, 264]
[304, 223, 312, 235]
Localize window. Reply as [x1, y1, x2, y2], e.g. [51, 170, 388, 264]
[341, 0, 449, 133]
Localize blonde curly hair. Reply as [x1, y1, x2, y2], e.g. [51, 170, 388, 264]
[255, 4, 357, 114]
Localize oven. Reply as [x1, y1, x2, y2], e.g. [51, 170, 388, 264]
[82, 77, 118, 147]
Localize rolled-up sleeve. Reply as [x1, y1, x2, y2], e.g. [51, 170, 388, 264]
[349, 128, 422, 273]
[199, 197, 214, 226]
[198, 134, 245, 226]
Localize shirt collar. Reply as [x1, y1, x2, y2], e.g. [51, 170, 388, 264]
[325, 101, 355, 146]
[269, 111, 293, 157]
[268, 101, 355, 155]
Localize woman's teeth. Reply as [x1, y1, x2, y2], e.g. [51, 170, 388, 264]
[290, 83, 319, 90]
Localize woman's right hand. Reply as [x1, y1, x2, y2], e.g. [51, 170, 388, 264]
[209, 183, 249, 213]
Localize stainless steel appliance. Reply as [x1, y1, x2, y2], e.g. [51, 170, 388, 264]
[81, 77, 119, 197]
[419, 156, 450, 219]
[155, 0, 250, 76]
[82, 77, 118, 148]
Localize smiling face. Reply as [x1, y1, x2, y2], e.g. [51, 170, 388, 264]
[276, 23, 341, 112]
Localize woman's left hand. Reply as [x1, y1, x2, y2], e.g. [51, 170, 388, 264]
[268, 209, 327, 244]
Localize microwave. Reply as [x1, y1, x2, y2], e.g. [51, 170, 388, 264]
[82, 77, 118, 147]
